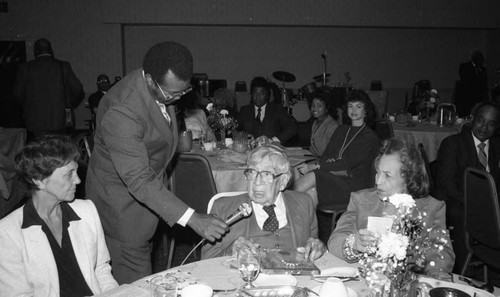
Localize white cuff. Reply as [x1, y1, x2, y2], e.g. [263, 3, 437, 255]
[177, 208, 195, 227]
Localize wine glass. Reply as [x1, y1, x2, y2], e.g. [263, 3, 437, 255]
[237, 248, 261, 289]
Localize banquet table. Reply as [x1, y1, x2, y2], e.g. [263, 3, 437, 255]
[187, 145, 315, 193]
[393, 122, 460, 161]
[95, 253, 500, 297]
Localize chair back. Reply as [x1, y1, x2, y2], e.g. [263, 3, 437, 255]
[374, 119, 394, 141]
[170, 153, 218, 213]
[207, 191, 248, 213]
[464, 167, 500, 249]
[418, 143, 433, 192]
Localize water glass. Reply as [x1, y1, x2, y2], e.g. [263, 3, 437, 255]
[237, 248, 261, 288]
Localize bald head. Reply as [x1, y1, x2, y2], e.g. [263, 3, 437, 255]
[34, 38, 53, 58]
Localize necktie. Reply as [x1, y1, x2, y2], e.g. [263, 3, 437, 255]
[256, 107, 262, 123]
[478, 142, 488, 170]
[262, 204, 279, 233]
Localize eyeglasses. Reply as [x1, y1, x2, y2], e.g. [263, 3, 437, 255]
[244, 168, 285, 183]
[97, 80, 109, 84]
[156, 81, 192, 101]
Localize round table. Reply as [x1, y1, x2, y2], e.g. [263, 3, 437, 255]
[133, 253, 370, 297]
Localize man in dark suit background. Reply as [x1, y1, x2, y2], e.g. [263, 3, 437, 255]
[86, 42, 228, 284]
[13, 38, 84, 139]
[434, 102, 500, 272]
[455, 50, 489, 117]
[237, 77, 296, 145]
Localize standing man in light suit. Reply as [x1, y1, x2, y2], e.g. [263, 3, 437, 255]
[86, 42, 228, 284]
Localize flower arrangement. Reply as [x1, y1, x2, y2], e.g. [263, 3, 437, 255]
[360, 194, 449, 296]
[206, 102, 238, 134]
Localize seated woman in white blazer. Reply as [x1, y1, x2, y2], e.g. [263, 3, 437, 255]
[0, 135, 118, 297]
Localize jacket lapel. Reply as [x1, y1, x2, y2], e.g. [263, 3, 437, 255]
[68, 220, 94, 291]
[22, 226, 60, 296]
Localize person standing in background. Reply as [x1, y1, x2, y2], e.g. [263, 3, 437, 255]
[13, 38, 84, 140]
[455, 50, 489, 117]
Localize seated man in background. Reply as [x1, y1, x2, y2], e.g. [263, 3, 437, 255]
[201, 145, 325, 261]
[237, 77, 296, 145]
[434, 101, 500, 272]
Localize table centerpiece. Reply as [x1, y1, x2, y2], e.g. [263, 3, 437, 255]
[206, 102, 238, 146]
[359, 193, 450, 297]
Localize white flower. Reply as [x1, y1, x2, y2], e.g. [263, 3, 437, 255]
[206, 103, 214, 111]
[377, 232, 409, 261]
[388, 194, 415, 210]
[220, 109, 229, 116]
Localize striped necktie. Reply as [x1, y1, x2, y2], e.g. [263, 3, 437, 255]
[262, 204, 279, 233]
[256, 107, 262, 123]
[478, 142, 488, 170]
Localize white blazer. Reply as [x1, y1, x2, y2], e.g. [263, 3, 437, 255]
[0, 199, 118, 297]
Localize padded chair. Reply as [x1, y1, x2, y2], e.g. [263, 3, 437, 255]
[207, 191, 248, 213]
[418, 143, 434, 193]
[374, 119, 394, 142]
[460, 167, 500, 279]
[165, 153, 218, 268]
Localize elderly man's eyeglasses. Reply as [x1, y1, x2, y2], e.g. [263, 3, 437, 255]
[244, 168, 284, 183]
[156, 81, 192, 101]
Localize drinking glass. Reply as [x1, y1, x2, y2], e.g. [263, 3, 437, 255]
[237, 248, 261, 289]
[151, 277, 178, 297]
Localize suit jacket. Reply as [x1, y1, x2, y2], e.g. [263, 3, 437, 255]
[237, 103, 296, 144]
[86, 69, 188, 242]
[328, 189, 455, 273]
[13, 56, 84, 131]
[434, 126, 500, 206]
[456, 61, 488, 117]
[201, 191, 318, 259]
[0, 199, 118, 297]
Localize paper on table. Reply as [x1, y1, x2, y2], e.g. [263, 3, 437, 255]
[93, 284, 150, 297]
[366, 216, 393, 236]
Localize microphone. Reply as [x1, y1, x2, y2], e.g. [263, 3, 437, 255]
[180, 203, 253, 266]
[321, 51, 327, 59]
[225, 203, 253, 226]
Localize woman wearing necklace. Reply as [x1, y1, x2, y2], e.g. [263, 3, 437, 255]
[308, 87, 340, 157]
[293, 90, 379, 208]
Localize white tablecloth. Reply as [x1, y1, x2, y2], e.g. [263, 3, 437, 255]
[393, 123, 459, 161]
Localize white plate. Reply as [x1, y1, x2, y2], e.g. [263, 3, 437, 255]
[314, 267, 359, 283]
[253, 274, 298, 287]
[311, 285, 357, 297]
[419, 276, 495, 297]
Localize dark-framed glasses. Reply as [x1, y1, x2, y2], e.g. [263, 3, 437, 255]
[244, 168, 284, 183]
[156, 81, 193, 101]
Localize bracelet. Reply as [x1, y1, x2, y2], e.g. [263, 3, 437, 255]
[343, 234, 361, 262]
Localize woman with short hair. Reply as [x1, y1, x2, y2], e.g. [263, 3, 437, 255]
[328, 138, 455, 273]
[0, 135, 118, 297]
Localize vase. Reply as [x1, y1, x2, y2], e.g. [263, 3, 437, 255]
[215, 129, 226, 149]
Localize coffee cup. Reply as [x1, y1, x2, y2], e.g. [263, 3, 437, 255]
[203, 141, 215, 152]
[181, 284, 213, 297]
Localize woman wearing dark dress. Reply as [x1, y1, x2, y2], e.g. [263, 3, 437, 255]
[293, 90, 379, 208]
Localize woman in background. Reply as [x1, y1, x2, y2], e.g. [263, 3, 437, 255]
[0, 135, 118, 297]
[293, 90, 379, 208]
[309, 86, 340, 157]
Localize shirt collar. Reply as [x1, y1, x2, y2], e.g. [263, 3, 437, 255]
[471, 131, 489, 148]
[254, 104, 267, 112]
[22, 199, 81, 229]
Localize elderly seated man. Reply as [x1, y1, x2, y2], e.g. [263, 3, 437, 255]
[201, 145, 326, 260]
